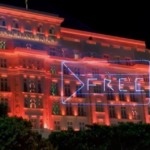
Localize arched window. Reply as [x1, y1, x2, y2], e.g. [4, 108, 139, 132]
[0, 18, 6, 26]
[12, 20, 19, 29]
[37, 24, 43, 33]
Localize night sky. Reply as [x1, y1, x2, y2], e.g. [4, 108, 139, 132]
[1, 0, 150, 48]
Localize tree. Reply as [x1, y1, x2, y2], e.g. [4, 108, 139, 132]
[49, 123, 150, 150]
[0, 117, 56, 150]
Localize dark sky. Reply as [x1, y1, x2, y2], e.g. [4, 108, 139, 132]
[1, 0, 150, 48]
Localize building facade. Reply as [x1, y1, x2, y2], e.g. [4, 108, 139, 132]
[0, 6, 150, 133]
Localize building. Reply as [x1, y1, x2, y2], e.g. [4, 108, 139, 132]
[0, 5, 150, 134]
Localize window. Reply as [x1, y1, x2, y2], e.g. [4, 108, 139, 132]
[94, 85, 102, 93]
[52, 102, 60, 115]
[64, 84, 71, 96]
[67, 122, 73, 130]
[130, 92, 137, 102]
[125, 58, 132, 66]
[12, 20, 19, 29]
[23, 78, 42, 93]
[0, 97, 10, 112]
[29, 80, 36, 93]
[78, 103, 86, 116]
[25, 22, 31, 31]
[143, 75, 149, 83]
[50, 65, 56, 74]
[37, 24, 43, 33]
[37, 80, 42, 93]
[0, 41, 6, 49]
[121, 107, 127, 119]
[109, 106, 116, 118]
[0, 78, 9, 91]
[146, 90, 150, 98]
[39, 119, 43, 129]
[50, 82, 59, 96]
[119, 92, 125, 101]
[49, 48, 57, 56]
[74, 68, 80, 76]
[0, 97, 8, 104]
[103, 54, 109, 60]
[106, 89, 114, 100]
[76, 85, 83, 98]
[63, 66, 69, 75]
[54, 121, 60, 130]
[0, 58, 7, 68]
[114, 56, 120, 64]
[37, 61, 41, 70]
[92, 68, 99, 77]
[0, 18, 6, 26]
[30, 118, 38, 129]
[66, 103, 72, 116]
[96, 102, 104, 112]
[23, 79, 28, 92]
[132, 107, 139, 120]
[49, 27, 55, 34]
[24, 96, 43, 108]
[79, 122, 85, 131]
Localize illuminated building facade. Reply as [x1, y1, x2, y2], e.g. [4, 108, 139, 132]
[0, 6, 150, 133]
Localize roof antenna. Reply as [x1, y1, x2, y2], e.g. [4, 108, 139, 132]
[25, 0, 28, 10]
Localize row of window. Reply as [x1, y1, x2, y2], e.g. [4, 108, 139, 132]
[103, 55, 133, 66]
[109, 106, 139, 119]
[0, 17, 55, 34]
[54, 121, 85, 131]
[52, 103, 86, 116]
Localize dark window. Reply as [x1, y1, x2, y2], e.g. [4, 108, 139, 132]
[13, 20, 19, 29]
[0, 78, 9, 91]
[49, 27, 55, 34]
[37, 80, 42, 93]
[109, 106, 116, 118]
[74, 68, 80, 76]
[130, 92, 137, 102]
[64, 84, 71, 96]
[23, 79, 28, 92]
[66, 103, 72, 116]
[0, 18, 6, 26]
[94, 85, 102, 93]
[67, 122, 73, 130]
[119, 92, 125, 101]
[63, 66, 69, 75]
[125, 58, 132, 66]
[76, 85, 83, 98]
[78, 103, 86, 116]
[106, 89, 114, 100]
[79, 122, 85, 131]
[37, 25, 42, 33]
[96, 102, 104, 112]
[121, 107, 127, 119]
[54, 121, 60, 130]
[0, 58, 7, 67]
